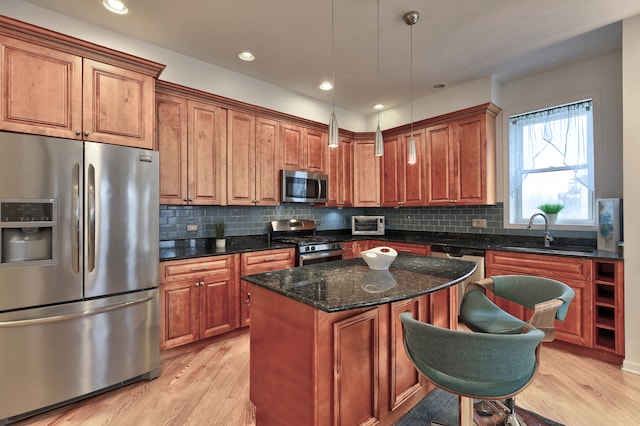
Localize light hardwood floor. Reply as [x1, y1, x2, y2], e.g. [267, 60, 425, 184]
[13, 329, 640, 426]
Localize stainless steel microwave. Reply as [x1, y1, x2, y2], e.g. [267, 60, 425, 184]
[352, 216, 385, 235]
[280, 170, 328, 203]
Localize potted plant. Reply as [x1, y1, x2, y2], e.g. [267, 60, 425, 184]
[215, 222, 226, 248]
[537, 203, 564, 224]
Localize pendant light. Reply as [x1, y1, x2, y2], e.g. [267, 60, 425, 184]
[404, 11, 419, 164]
[374, 0, 384, 157]
[328, 0, 339, 148]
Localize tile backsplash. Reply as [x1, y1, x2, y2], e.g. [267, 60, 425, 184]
[160, 203, 597, 241]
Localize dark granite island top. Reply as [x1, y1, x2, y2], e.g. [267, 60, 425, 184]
[242, 254, 477, 313]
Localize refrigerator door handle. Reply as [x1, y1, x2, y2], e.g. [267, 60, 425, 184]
[0, 296, 154, 328]
[71, 163, 80, 274]
[87, 163, 96, 272]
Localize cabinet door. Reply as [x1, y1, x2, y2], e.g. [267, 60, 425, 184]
[327, 137, 353, 207]
[304, 128, 326, 173]
[353, 139, 380, 207]
[390, 297, 425, 410]
[255, 117, 280, 205]
[333, 309, 380, 426]
[188, 100, 227, 205]
[227, 110, 256, 205]
[381, 135, 402, 207]
[425, 123, 454, 204]
[156, 92, 188, 204]
[281, 122, 305, 170]
[0, 36, 82, 139]
[452, 114, 489, 205]
[200, 274, 238, 339]
[82, 59, 154, 149]
[402, 130, 426, 206]
[385, 242, 429, 256]
[160, 279, 200, 350]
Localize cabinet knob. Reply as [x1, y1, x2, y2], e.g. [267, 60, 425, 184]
[84, 131, 90, 137]
[75, 130, 81, 136]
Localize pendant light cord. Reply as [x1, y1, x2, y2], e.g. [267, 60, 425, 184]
[376, 0, 380, 127]
[331, 0, 335, 113]
[410, 19, 413, 138]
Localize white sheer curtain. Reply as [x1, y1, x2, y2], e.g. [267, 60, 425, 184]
[509, 100, 594, 196]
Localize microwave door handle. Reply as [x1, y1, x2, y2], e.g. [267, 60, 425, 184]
[317, 179, 322, 199]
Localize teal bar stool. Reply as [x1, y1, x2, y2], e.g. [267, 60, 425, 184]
[400, 312, 545, 426]
[459, 275, 575, 425]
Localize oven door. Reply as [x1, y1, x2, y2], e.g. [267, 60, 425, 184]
[299, 249, 343, 266]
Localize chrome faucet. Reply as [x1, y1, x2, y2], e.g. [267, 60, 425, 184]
[527, 213, 554, 247]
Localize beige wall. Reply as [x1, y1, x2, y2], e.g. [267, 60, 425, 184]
[622, 14, 640, 375]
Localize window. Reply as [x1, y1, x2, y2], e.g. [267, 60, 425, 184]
[508, 99, 594, 227]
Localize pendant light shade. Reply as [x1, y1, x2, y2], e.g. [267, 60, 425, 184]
[329, 111, 339, 147]
[374, 124, 384, 156]
[374, 0, 384, 157]
[407, 134, 417, 164]
[328, 0, 339, 148]
[404, 11, 419, 165]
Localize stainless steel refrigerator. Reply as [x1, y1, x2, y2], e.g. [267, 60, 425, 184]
[0, 133, 159, 423]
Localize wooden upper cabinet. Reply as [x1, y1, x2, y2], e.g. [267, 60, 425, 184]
[82, 59, 154, 148]
[304, 127, 327, 173]
[227, 110, 256, 205]
[189, 100, 227, 205]
[156, 92, 188, 204]
[156, 88, 227, 205]
[353, 138, 380, 207]
[0, 30, 160, 149]
[425, 106, 497, 206]
[381, 130, 425, 207]
[227, 111, 280, 206]
[281, 122, 326, 173]
[0, 35, 82, 139]
[326, 136, 353, 208]
[425, 123, 454, 204]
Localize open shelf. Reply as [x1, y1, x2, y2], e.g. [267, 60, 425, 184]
[595, 261, 616, 283]
[595, 305, 616, 328]
[595, 328, 616, 350]
[595, 283, 616, 305]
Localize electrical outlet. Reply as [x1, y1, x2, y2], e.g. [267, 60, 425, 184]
[186, 224, 198, 232]
[471, 218, 487, 228]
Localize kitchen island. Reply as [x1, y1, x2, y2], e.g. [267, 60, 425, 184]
[242, 254, 476, 426]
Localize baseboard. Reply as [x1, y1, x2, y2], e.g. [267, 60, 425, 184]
[622, 359, 640, 375]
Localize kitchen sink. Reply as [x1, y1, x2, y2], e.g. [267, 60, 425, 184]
[499, 245, 595, 256]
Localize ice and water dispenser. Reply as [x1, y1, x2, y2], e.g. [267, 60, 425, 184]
[0, 201, 55, 265]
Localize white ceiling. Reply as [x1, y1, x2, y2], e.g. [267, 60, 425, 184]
[18, 0, 640, 116]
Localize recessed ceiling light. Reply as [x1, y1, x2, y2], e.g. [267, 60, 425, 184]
[319, 81, 333, 91]
[373, 104, 385, 111]
[432, 83, 447, 90]
[102, 0, 128, 15]
[238, 51, 255, 62]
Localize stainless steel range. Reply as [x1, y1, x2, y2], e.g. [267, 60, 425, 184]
[270, 219, 343, 266]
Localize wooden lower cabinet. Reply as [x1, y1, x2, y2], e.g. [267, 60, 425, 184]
[384, 241, 430, 256]
[240, 248, 295, 326]
[485, 250, 593, 348]
[343, 240, 368, 259]
[250, 282, 455, 426]
[159, 254, 240, 350]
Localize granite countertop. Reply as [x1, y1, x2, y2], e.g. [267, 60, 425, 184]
[159, 235, 293, 261]
[241, 254, 477, 313]
[160, 230, 622, 262]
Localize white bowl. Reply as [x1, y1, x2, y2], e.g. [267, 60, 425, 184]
[360, 246, 398, 270]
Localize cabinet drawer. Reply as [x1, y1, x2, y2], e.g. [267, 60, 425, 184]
[161, 255, 235, 282]
[385, 242, 430, 256]
[241, 248, 295, 273]
[486, 250, 592, 281]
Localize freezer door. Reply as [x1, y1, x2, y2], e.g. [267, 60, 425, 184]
[84, 142, 159, 297]
[0, 134, 83, 311]
[0, 289, 159, 421]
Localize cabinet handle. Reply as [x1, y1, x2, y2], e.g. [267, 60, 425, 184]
[190, 267, 209, 271]
[264, 258, 279, 261]
[244, 292, 251, 305]
[398, 249, 412, 253]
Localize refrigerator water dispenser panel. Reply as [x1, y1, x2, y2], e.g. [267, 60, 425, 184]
[0, 200, 56, 265]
